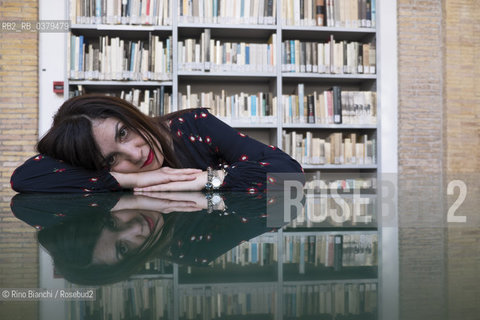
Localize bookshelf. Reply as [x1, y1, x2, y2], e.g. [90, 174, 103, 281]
[59, 1, 382, 319]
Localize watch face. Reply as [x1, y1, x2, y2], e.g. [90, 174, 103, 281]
[211, 194, 222, 205]
[212, 177, 221, 188]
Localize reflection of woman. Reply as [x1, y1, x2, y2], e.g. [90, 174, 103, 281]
[11, 94, 302, 193]
[11, 192, 277, 285]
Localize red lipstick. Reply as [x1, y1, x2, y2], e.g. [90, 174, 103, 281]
[141, 149, 154, 168]
[141, 214, 155, 233]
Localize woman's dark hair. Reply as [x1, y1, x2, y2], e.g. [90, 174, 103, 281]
[37, 94, 181, 170]
[37, 210, 178, 285]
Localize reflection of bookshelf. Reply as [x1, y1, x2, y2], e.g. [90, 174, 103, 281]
[283, 282, 377, 320]
[179, 233, 278, 283]
[178, 283, 277, 320]
[68, 278, 174, 320]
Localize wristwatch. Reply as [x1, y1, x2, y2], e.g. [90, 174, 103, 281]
[205, 167, 222, 191]
[206, 192, 222, 213]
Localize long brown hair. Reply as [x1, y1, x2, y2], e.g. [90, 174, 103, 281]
[37, 94, 181, 170]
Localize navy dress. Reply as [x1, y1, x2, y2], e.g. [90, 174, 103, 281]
[11, 109, 303, 193]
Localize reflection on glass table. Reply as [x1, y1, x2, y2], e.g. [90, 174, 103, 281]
[11, 191, 378, 320]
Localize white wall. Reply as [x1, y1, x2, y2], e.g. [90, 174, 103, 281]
[377, 0, 399, 319]
[38, 0, 68, 137]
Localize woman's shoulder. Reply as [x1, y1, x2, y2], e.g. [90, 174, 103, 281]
[162, 108, 214, 129]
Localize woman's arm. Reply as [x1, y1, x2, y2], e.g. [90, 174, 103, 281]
[11, 154, 201, 193]
[11, 154, 122, 193]
[186, 109, 304, 193]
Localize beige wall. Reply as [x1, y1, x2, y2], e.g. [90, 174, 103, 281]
[444, 1, 480, 320]
[398, 0, 480, 319]
[0, 1, 39, 319]
[397, 0, 446, 318]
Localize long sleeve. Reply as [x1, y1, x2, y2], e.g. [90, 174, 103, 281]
[170, 109, 304, 193]
[11, 154, 122, 193]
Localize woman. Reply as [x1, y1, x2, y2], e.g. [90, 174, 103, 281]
[11, 94, 303, 193]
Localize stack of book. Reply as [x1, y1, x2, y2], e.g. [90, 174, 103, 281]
[283, 84, 376, 125]
[283, 234, 378, 271]
[178, 85, 276, 123]
[68, 279, 173, 320]
[281, 37, 376, 75]
[178, 0, 277, 24]
[282, 131, 376, 165]
[71, 0, 172, 25]
[179, 285, 277, 319]
[69, 86, 172, 117]
[281, 0, 376, 27]
[209, 240, 278, 268]
[178, 29, 276, 73]
[69, 34, 172, 81]
[283, 282, 377, 319]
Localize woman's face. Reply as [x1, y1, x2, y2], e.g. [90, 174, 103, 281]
[91, 210, 164, 265]
[91, 117, 164, 173]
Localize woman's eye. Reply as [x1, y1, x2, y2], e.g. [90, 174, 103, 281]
[118, 242, 129, 256]
[118, 127, 128, 140]
[106, 216, 117, 229]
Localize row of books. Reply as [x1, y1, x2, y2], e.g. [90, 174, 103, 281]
[283, 84, 376, 124]
[71, 0, 172, 25]
[178, 0, 276, 25]
[178, 30, 276, 73]
[304, 176, 377, 191]
[282, 131, 376, 165]
[209, 239, 278, 268]
[141, 258, 174, 274]
[288, 195, 376, 228]
[179, 286, 276, 319]
[281, 0, 376, 28]
[70, 0, 376, 29]
[284, 234, 377, 271]
[69, 86, 173, 116]
[124, 87, 172, 116]
[282, 38, 376, 75]
[178, 85, 276, 123]
[68, 279, 173, 320]
[69, 35, 173, 81]
[283, 283, 377, 318]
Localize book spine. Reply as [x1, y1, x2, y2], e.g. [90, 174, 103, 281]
[316, 0, 325, 26]
[332, 85, 342, 124]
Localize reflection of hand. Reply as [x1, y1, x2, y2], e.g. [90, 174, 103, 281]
[133, 191, 208, 209]
[111, 167, 202, 189]
[111, 192, 207, 213]
[133, 171, 208, 192]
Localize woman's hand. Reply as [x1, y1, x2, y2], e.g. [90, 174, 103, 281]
[110, 167, 202, 189]
[133, 171, 208, 192]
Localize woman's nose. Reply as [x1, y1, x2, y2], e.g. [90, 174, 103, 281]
[121, 144, 143, 164]
[118, 223, 148, 246]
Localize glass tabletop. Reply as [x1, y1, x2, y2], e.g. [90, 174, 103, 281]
[1, 177, 479, 320]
